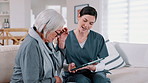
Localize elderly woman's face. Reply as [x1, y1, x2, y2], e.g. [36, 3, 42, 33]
[45, 27, 63, 42]
[77, 15, 95, 33]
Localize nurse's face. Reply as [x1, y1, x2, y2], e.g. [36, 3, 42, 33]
[77, 15, 96, 33]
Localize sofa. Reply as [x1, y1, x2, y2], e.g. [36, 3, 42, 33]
[0, 42, 148, 83]
[106, 42, 148, 83]
[0, 45, 20, 83]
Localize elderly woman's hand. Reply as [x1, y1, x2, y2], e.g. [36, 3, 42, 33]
[57, 27, 69, 49]
[54, 76, 62, 83]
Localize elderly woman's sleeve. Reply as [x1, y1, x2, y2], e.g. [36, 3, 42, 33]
[20, 43, 56, 83]
[55, 44, 66, 56]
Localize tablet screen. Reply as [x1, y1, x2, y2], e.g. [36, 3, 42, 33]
[70, 59, 103, 71]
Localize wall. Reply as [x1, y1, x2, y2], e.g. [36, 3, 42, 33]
[66, 0, 104, 35]
[31, 0, 66, 17]
[10, 0, 31, 28]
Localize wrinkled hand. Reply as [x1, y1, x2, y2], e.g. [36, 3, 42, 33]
[54, 76, 62, 83]
[58, 27, 68, 42]
[68, 63, 77, 73]
[57, 27, 69, 49]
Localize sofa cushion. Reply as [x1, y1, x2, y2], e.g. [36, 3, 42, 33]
[108, 67, 148, 83]
[114, 42, 148, 67]
[103, 42, 126, 70]
[0, 45, 20, 83]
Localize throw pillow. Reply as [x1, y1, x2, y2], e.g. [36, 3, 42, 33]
[114, 42, 148, 67]
[103, 40, 126, 70]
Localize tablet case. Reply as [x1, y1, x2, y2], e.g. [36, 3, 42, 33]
[71, 58, 103, 71]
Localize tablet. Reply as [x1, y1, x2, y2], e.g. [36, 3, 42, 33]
[70, 58, 103, 71]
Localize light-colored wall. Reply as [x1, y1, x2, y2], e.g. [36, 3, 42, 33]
[10, 0, 31, 28]
[31, 0, 66, 17]
[9, 0, 107, 37]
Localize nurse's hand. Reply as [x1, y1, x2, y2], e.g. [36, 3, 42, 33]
[68, 63, 77, 73]
[54, 76, 62, 83]
[77, 65, 96, 71]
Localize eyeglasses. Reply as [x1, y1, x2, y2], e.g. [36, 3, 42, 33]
[55, 30, 62, 37]
[55, 28, 67, 37]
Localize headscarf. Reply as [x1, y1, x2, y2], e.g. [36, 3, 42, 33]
[34, 9, 65, 35]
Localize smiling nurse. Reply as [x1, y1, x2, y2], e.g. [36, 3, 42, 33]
[64, 6, 110, 83]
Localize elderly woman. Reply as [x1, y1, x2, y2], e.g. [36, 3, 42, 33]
[10, 9, 68, 83]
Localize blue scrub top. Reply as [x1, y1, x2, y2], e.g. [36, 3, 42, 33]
[65, 30, 109, 67]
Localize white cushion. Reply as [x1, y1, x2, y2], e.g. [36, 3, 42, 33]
[0, 45, 19, 52]
[108, 67, 148, 83]
[103, 42, 126, 70]
[0, 45, 20, 82]
[114, 42, 148, 67]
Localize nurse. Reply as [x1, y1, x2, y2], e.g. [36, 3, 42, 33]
[64, 6, 110, 83]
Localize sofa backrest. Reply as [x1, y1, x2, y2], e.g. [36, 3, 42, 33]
[0, 45, 20, 83]
[114, 42, 148, 67]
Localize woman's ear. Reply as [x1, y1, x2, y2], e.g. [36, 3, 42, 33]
[77, 14, 81, 21]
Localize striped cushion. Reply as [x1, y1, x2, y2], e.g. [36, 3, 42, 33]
[103, 41, 126, 70]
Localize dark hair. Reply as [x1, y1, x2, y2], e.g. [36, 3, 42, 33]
[33, 25, 44, 33]
[79, 6, 97, 21]
[33, 26, 37, 31]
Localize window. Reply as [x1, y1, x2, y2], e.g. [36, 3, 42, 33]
[107, 0, 148, 44]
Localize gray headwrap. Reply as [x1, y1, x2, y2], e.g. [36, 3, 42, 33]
[34, 9, 65, 35]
